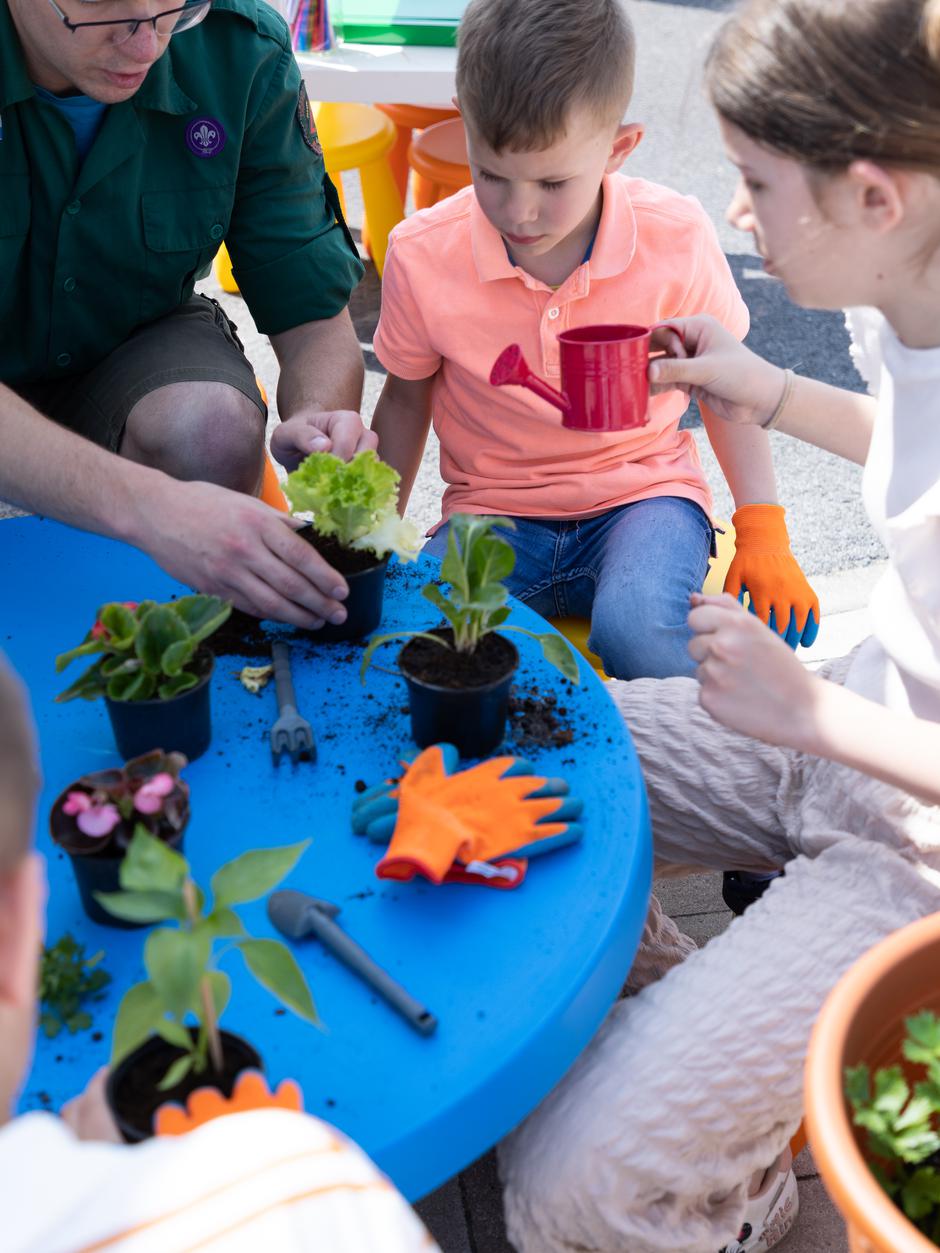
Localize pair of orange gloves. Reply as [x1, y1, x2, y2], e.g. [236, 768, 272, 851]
[723, 504, 819, 647]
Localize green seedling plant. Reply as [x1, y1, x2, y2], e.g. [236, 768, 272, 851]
[846, 1010, 940, 1242]
[360, 514, 580, 684]
[39, 933, 111, 1038]
[55, 595, 232, 703]
[285, 448, 421, 561]
[99, 826, 317, 1090]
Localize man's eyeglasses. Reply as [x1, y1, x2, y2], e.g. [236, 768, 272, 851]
[46, 0, 211, 43]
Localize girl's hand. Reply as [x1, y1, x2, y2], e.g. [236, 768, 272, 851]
[649, 316, 787, 427]
[687, 592, 821, 750]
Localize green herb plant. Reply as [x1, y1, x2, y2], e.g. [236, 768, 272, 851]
[99, 826, 317, 1090]
[285, 449, 421, 561]
[39, 933, 111, 1038]
[55, 595, 232, 703]
[360, 514, 580, 684]
[846, 1010, 940, 1242]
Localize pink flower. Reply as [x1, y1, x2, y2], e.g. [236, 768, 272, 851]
[134, 772, 175, 815]
[62, 791, 92, 815]
[75, 803, 121, 838]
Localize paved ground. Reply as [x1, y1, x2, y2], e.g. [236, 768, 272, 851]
[1, 0, 880, 1245]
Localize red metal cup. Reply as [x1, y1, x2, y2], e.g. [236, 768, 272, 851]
[489, 324, 653, 431]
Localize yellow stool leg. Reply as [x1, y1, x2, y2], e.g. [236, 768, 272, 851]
[358, 157, 404, 277]
[213, 242, 239, 295]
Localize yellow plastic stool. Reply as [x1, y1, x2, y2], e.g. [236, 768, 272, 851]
[314, 101, 404, 277]
[407, 116, 472, 211]
[213, 241, 239, 294]
[549, 519, 737, 680]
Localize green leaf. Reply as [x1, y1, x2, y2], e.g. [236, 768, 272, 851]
[145, 928, 209, 1020]
[901, 1168, 940, 1220]
[198, 970, 231, 1022]
[422, 584, 463, 634]
[67, 1011, 92, 1033]
[237, 938, 318, 1024]
[157, 672, 199, 700]
[196, 908, 246, 940]
[160, 638, 196, 678]
[284, 450, 401, 548]
[135, 605, 189, 675]
[55, 658, 108, 702]
[172, 595, 232, 646]
[94, 889, 183, 924]
[156, 1018, 193, 1050]
[845, 1064, 871, 1107]
[55, 638, 106, 674]
[39, 1012, 61, 1039]
[120, 826, 188, 894]
[501, 627, 581, 684]
[106, 668, 156, 702]
[98, 603, 139, 650]
[111, 980, 163, 1065]
[157, 1052, 195, 1091]
[874, 1066, 910, 1117]
[210, 841, 311, 910]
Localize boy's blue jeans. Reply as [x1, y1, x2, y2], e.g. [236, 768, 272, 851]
[422, 496, 714, 680]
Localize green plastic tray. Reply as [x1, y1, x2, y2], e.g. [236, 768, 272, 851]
[332, 0, 468, 46]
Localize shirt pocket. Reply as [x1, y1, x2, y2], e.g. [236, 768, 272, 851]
[0, 181, 31, 308]
[139, 185, 234, 323]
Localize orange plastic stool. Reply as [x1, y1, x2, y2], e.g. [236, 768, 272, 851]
[407, 116, 472, 210]
[253, 376, 289, 513]
[375, 104, 460, 203]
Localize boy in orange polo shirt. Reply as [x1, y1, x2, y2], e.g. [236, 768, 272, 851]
[369, 0, 818, 680]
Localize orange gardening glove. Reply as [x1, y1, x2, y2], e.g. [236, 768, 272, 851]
[723, 504, 820, 649]
[154, 1071, 303, 1136]
[373, 744, 577, 883]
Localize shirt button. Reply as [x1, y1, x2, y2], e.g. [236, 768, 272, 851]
[56, 352, 72, 368]
[63, 277, 76, 293]
[547, 307, 560, 320]
[210, 224, 224, 241]
[66, 200, 81, 215]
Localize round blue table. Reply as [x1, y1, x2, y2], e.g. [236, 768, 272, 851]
[2, 516, 651, 1200]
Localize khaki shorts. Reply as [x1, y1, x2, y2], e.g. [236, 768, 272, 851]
[13, 295, 267, 452]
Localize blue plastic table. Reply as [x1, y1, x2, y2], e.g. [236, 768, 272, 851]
[3, 516, 651, 1200]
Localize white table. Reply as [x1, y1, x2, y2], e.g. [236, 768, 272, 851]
[297, 42, 457, 105]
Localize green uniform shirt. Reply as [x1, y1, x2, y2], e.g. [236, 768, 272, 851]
[0, 0, 364, 385]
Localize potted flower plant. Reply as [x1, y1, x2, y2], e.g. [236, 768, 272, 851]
[98, 826, 317, 1142]
[50, 749, 189, 928]
[805, 911, 940, 1252]
[284, 449, 421, 641]
[361, 514, 580, 757]
[55, 594, 232, 761]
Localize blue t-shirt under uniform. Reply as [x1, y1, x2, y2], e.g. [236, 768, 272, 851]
[33, 86, 108, 159]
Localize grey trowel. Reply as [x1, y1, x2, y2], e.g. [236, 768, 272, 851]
[268, 889, 438, 1037]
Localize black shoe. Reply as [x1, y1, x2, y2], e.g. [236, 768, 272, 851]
[722, 870, 782, 916]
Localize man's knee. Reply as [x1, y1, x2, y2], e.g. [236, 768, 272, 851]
[121, 381, 265, 492]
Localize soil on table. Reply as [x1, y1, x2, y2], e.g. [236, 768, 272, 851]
[113, 1037, 257, 1140]
[211, 608, 278, 659]
[399, 629, 517, 690]
[297, 525, 384, 576]
[508, 686, 576, 750]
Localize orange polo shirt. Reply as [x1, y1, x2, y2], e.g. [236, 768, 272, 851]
[373, 173, 749, 524]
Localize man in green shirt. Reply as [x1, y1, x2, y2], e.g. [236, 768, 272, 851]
[0, 0, 372, 628]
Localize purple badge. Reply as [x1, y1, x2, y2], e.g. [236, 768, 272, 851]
[186, 117, 225, 159]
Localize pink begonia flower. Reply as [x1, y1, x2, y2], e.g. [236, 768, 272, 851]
[134, 772, 176, 814]
[63, 791, 92, 815]
[76, 803, 121, 838]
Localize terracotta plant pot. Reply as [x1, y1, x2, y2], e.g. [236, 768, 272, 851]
[104, 653, 214, 761]
[106, 1030, 262, 1143]
[399, 629, 519, 758]
[805, 911, 940, 1253]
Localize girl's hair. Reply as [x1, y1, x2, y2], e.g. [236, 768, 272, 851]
[706, 0, 940, 172]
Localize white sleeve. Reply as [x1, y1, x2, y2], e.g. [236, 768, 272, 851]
[844, 306, 884, 396]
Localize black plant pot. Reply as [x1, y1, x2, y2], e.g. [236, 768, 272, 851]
[399, 632, 519, 758]
[104, 657, 213, 761]
[106, 1030, 262, 1143]
[66, 827, 185, 929]
[313, 557, 389, 642]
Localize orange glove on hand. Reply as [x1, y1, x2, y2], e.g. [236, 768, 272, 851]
[369, 744, 582, 884]
[723, 504, 820, 649]
[154, 1070, 303, 1136]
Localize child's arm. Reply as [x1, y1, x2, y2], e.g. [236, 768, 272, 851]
[371, 372, 436, 513]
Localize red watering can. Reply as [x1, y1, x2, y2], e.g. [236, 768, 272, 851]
[490, 323, 654, 432]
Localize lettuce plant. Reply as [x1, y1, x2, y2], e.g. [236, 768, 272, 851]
[101, 827, 317, 1089]
[285, 449, 420, 561]
[361, 514, 580, 684]
[55, 595, 231, 703]
[846, 1010, 940, 1241]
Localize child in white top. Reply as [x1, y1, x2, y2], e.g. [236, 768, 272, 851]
[499, 1, 940, 1251]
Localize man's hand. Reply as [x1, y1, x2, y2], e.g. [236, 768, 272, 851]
[141, 479, 353, 628]
[270, 408, 378, 472]
[61, 1068, 121, 1142]
[688, 592, 822, 750]
[649, 316, 786, 427]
